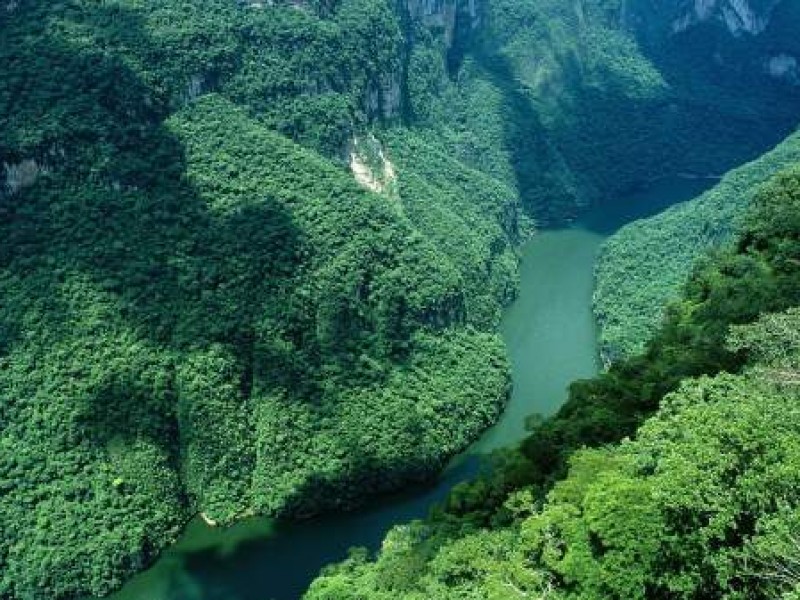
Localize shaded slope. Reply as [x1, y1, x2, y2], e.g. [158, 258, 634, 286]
[0, 88, 510, 598]
[595, 130, 800, 362]
[305, 162, 800, 600]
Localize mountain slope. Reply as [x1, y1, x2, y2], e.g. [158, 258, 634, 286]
[305, 163, 800, 600]
[0, 2, 520, 596]
[594, 129, 800, 362]
[2, 0, 799, 597]
[0, 88, 512, 599]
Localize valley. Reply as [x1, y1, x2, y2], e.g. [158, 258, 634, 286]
[105, 177, 712, 600]
[1, 0, 799, 598]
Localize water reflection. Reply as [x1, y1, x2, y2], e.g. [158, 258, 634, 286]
[110, 457, 481, 600]
[109, 176, 716, 600]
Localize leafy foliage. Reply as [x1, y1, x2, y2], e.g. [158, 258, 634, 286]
[305, 166, 800, 600]
[595, 130, 800, 362]
[1, 0, 799, 597]
[0, 11, 511, 595]
[409, 0, 800, 224]
[381, 129, 530, 327]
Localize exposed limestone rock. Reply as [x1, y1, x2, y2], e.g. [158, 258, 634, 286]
[364, 0, 480, 122]
[671, 0, 781, 36]
[365, 72, 402, 120]
[3, 159, 47, 195]
[349, 134, 397, 197]
[767, 54, 799, 85]
[407, 0, 457, 45]
[406, 0, 480, 48]
[183, 73, 207, 103]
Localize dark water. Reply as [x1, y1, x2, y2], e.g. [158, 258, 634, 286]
[109, 176, 713, 600]
[110, 455, 480, 600]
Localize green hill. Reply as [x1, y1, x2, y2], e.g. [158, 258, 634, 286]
[1, 0, 799, 597]
[306, 162, 800, 600]
[595, 130, 800, 363]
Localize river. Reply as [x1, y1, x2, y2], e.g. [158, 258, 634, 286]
[109, 176, 712, 600]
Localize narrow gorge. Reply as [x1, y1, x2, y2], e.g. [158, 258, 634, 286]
[1, 0, 799, 599]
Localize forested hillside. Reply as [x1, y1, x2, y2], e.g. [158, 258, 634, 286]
[593, 0, 800, 361]
[395, 0, 800, 223]
[0, 2, 515, 596]
[595, 130, 800, 363]
[306, 162, 800, 600]
[2, 0, 799, 597]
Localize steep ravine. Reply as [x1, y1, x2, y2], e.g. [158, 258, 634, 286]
[104, 176, 712, 600]
[4, 1, 798, 597]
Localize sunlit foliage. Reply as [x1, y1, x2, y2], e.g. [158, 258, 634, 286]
[306, 167, 800, 600]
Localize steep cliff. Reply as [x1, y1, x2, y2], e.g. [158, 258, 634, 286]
[402, 0, 800, 223]
[2, 0, 800, 597]
[593, 0, 800, 362]
[669, 0, 780, 36]
[624, 0, 781, 36]
[626, 0, 800, 85]
[0, 2, 518, 598]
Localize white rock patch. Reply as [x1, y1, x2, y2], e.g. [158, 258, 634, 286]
[767, 54, 799, 84]
[3, 159, 47, 195]
[349, 135, 397, 196]
[672, 0, 779, 36]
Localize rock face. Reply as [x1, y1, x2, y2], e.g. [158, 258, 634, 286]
[671, 0, 781, 35]
[2, 159, 46, 195]
[623, 0, 799, 89]
[365, 71, 402, 120]
[366, 0, 480, 122]
[349, 134, 397, 195]
[767, 53, 799, 85]
[365, 0, 479, 122]
[406, 0, 480, 49]
[672, 0, 781, 36]
[625, 0, 784, 38]
[182, 73, 208, 104]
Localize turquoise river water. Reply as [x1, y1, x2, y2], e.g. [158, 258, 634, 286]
[110, 176, 713, 600]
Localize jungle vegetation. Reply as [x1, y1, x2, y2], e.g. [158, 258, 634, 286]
[595, 130, 800, 363]
[306, 162, 800, 600]
[1, 0, 799, 597]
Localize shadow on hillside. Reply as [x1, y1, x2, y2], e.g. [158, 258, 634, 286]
[471, 50, 581, 227]
[0, 3, 304, 448]
[462, 4, 800, 230]
[129, 455, 484, 600]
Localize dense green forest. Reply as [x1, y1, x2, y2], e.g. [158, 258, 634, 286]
[0, 2, 515, 596]
[397, 0, 800, 223]
[306, 163, 800, 600]
[595, 130, 800, 363]
[2, 0, 800, 597]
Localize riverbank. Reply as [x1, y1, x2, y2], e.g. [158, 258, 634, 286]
[106, 176, 714, 600]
